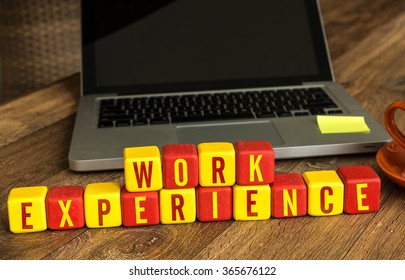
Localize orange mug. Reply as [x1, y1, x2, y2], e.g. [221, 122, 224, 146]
[377, 101, 405, 188]
[385, 100, 405, 149]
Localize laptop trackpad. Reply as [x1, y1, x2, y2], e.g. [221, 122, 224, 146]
[176, 121, 284, 145]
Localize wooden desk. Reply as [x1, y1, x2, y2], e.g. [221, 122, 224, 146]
[0, 0, 404, 260]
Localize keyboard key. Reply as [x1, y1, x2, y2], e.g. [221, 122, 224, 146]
[310, 108, 326, 115]
[133, 119, 148, 126]
[116, 120, 131, 127]
[256, 111, 276, 118]
[150, 117, 169, 125]
[294, 111, 310, 116]
[276, 110, 293, 117]
[328, 109, 343, 114]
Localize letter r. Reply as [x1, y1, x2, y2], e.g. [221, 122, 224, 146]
[212, 157, 225, 184]
[171, 194, 185, 221]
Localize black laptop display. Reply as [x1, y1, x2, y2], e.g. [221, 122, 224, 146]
[82, 0, 331, 95]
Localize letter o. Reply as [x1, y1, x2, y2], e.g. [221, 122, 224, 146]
[174, 158, 188, 187]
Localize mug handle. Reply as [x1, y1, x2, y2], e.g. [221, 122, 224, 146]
[385, 100, 405, 149]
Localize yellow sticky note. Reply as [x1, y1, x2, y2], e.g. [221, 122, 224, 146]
[317, 115, 370, 134]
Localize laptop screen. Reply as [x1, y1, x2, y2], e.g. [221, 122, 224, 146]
[82, 0, 332, 95]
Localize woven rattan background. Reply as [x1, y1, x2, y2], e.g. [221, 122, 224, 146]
[0, 0, 80, 100]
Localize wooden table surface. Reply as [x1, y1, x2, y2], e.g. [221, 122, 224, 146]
[0, 0, 404, 260]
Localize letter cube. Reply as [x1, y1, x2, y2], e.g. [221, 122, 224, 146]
[303, 170, 344, 216]
[271, 173, 307, 218]
[234, 141, 275, 185]
[8, 186, 48, 233]
[159, 188, 196, 224]
[196, 186, 232, 222]
[84, 182, 122, 228]
[124, 146, 163, 192]
[198, 142, 235, 187]
[46, 186, 85, 230]
[121, 185, 160, 226]
[162, 144, 199, 188]
[233, 184, 271, 221]
[337, 166, 381, 214]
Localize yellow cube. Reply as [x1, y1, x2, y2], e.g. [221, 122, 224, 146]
[159, 188, 196, 224]
[198, 142, 235, 187]
[303, 170, 344, 216]
[8, 186, 48, 233]
[124, 146, 163, 192]
[233, 184, 271, 220]
[84, 182, 122, 228]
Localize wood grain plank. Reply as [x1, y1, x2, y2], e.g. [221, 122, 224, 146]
[0, 116, 74, 193]
[0, 114, 130, 260]
[331, 8, 405, 114]
[192, 214, 379, 260]
[0, 74, 79, 148]
[343, 181, 405, 260]
[320, 0, 405, 61]
[43, 221, 234, 260]
[0, 117, 82, 259]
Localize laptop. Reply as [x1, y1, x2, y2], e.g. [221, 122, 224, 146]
[68, 0, 391, 171]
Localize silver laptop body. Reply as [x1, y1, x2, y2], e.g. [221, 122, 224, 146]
[69, 0, 390, 171]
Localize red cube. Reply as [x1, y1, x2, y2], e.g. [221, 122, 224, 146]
[234, 141, 274, 185]
[162, 144, 199, 188]
[196, 186, 232, 222]
[121, 185, 160, 226]
[271, 173, 307, 218]
[46, 186, 85, 230]
[337, 166, 381, 214]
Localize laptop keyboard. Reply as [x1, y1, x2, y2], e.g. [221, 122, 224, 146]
[98, 87, 343, 128]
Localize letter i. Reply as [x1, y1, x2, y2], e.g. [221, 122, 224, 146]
[212, 191, 218, 219]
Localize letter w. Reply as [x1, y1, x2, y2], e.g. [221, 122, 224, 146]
[133, 161, 153, 188]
